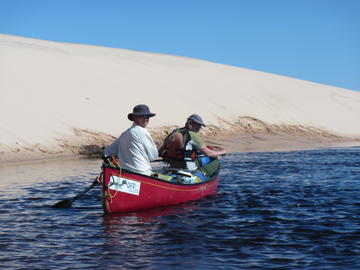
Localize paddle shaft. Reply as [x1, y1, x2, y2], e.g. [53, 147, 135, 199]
[51, 176, 100, 208]
[151, 159, 165, 163]
[71, 179, 98, 201]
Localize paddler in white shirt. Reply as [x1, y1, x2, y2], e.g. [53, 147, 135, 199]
[104, 104, 159, 175]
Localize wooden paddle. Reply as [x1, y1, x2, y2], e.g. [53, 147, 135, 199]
[51, 176, 100, 208]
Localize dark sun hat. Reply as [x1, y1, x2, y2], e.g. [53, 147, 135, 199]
[128, 104, 156, 121]
[187, 114, 206, 127]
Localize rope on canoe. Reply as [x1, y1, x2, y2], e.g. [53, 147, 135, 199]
[107, 166, 122, 202]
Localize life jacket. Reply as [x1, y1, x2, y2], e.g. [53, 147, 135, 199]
[161, 129, 197, 162]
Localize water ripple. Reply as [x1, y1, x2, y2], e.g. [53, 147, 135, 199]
[0, 148, 360, 269]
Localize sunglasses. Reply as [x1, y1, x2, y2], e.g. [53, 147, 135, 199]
[138, 115, 151, 120]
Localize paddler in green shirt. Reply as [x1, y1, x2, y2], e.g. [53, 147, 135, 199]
[159, 114, 226, 178]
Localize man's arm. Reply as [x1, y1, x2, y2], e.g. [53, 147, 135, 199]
[104, 139, 119, 157]
[199, 145, 227, 158]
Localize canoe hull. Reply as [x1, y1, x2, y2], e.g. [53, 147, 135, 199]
[102, 166, 220, 214]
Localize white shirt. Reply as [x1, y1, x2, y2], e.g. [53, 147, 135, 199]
[104, 124, 158, 175]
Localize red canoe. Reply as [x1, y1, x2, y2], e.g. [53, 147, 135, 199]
[101, 164, 220, 214]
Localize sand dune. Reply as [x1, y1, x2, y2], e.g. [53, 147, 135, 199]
[1, 34, 360, 162]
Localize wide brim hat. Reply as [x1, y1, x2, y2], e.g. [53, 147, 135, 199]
[128, 104, 156, 121]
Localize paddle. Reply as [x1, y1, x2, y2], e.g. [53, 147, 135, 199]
[151, 159, 165, 163]
[51, 176, 100, 208]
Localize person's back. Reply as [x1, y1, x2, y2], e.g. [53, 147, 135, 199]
[161, 131, 183, 161]
[117, 124, 158, 175]
[159, 114, 226, 178]
[162, 128, 202, 170]
[104, 104, 158, 175]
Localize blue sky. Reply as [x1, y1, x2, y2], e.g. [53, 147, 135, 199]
[1, 0, 359, 91]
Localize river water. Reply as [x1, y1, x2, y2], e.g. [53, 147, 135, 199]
[0, 148, 359, 269]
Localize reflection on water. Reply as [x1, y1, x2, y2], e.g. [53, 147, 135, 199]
[0, 157, 101, 189]
[102, 204, 200, 269]
[0, 148, 360, 269]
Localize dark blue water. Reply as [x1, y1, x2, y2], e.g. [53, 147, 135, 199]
[0, 148, 359, 269]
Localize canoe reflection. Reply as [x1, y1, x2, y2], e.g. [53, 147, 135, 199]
[104, 202, 199, 225]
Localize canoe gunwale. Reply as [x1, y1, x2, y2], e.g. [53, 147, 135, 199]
[101, 163, 220, 186]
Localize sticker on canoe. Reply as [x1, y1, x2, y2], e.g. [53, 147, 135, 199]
[109, 176, 141, 195]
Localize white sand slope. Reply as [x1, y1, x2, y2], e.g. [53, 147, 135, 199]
[1, 34, 360, 161]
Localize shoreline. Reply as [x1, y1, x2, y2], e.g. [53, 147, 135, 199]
[203, 132, 360, 153]
[1, 131, 359, 167]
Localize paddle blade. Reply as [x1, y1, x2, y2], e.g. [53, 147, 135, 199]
[51, 199, 73, 208]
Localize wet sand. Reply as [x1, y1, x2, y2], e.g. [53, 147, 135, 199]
[1, 131, 359, 191]
[2, 130, 360, 165]
[205, 133, 360, 153]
